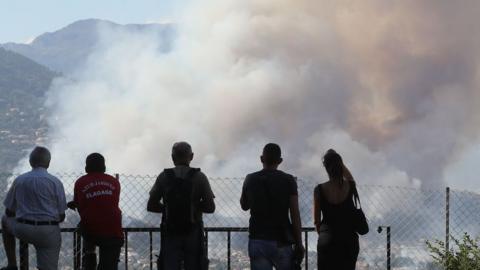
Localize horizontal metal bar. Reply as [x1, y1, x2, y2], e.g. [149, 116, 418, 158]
[1, 227, 316, 234]
[13, 226, 316, 270]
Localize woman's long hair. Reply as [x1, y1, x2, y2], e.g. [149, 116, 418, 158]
[322, 149, 343, 182]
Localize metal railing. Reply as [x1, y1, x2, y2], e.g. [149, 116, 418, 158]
[1, 227, 315, 270]
[3, 173, 480, 269]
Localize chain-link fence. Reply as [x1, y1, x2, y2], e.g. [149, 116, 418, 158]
[1, 172, 480, 269]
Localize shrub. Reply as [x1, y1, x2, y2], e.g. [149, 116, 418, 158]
[426, 233, 480, 270]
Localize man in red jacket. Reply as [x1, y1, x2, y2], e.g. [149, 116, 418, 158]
[69, 153, 123, 270]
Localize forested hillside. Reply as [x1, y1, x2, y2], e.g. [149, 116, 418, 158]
[0, 47, 56, 173]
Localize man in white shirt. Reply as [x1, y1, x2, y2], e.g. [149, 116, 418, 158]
[1, 147, 67, 270]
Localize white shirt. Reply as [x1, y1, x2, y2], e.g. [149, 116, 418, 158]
[4, 167, 67, 221]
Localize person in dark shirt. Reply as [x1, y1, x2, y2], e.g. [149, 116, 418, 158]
[240, 143, 305, 270]
[68, 153, 123, 270]
[147, 142, 215, 270]
[313, 149, 359, 270]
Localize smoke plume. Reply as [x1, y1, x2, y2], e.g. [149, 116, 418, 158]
[26, 0, 480, 188]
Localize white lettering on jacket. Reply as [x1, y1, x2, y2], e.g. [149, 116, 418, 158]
[82, 180, 116, 193]
[85, 189, 113, 199]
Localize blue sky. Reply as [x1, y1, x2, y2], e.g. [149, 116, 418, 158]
[0, 0, 189, 43]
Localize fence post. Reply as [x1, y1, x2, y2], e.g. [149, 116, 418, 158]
[304, 231, 308, 270]
[227, 231, 231, 270]
[386, 226, 391, 270]
[74, 230, 82, 270]
[149, 231, 153, 270]
[125, 230, 128, 270]
[445, 187, 450, 252]
[377, 225, 391, 270]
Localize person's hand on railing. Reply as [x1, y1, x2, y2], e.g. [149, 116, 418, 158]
[67, 201, 78, 210]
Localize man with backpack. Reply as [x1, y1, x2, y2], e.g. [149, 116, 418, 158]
[240, 143, 305, 270]
[147, 142, 215, 270]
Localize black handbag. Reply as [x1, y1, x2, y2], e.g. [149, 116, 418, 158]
[352, 182, 369, 235]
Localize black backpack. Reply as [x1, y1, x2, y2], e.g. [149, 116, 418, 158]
[163, 168, 199, 233]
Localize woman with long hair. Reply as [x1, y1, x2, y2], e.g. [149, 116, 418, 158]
[314, 149, 359, 269]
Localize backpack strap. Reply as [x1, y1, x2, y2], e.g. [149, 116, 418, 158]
[186, 168, 200, 179]
[163, 168, 200, 180]
[164, 168, 175, 179]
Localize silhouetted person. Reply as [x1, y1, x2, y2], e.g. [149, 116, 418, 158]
[240, 143, 305, 270]
[68, 153, 123, 270]
[314, 149, 359, 270]
[1, 147, 67, 270]
[147, 142, 215, 270]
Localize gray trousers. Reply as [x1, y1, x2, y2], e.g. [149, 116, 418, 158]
[3, 216, 61, 270]
[158, 226, 208, 270]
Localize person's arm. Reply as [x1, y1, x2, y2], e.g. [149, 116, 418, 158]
[67, 201, 77, 210]
[200, 175, 215, 213]
[57, 181, 68, 223]
[68, 180, 80, 210]
[289, 195, 305, 259]
[3, 178, 17, 217]
[147, 175, 165, 213]
[5, 208, 15, 217]
[240, 176, 250, 211]
[147, 195, 164, 213]
[313, 187, 322, 233]
[116, 177, 121, 208]
[200, 199, 215, 213]
[343, 163, 354, 182]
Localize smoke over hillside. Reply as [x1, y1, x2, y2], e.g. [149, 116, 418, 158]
[23, 0, 480, 187]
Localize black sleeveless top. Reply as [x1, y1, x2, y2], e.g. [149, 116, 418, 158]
[314, 182, 357, 235]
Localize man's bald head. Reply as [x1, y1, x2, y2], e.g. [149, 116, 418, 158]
[171, 141, 194, 166]
[29, 146, 51, 169]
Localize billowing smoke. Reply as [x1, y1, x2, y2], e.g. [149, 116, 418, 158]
[21, 0, 480, 188]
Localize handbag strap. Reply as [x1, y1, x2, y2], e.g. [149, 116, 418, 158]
[351, 181, 362, 209]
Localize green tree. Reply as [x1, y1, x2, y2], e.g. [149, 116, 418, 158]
[427, 233, 480, 270]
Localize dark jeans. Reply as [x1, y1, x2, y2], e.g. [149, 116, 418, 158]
[158, 226, 207, 270]
[248, 239, 293, 270]
[82, 236, 124, 270]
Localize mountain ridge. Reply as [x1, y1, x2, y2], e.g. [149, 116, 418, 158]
[0, 18, 175, 174]
[1, 18, 174, 74]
